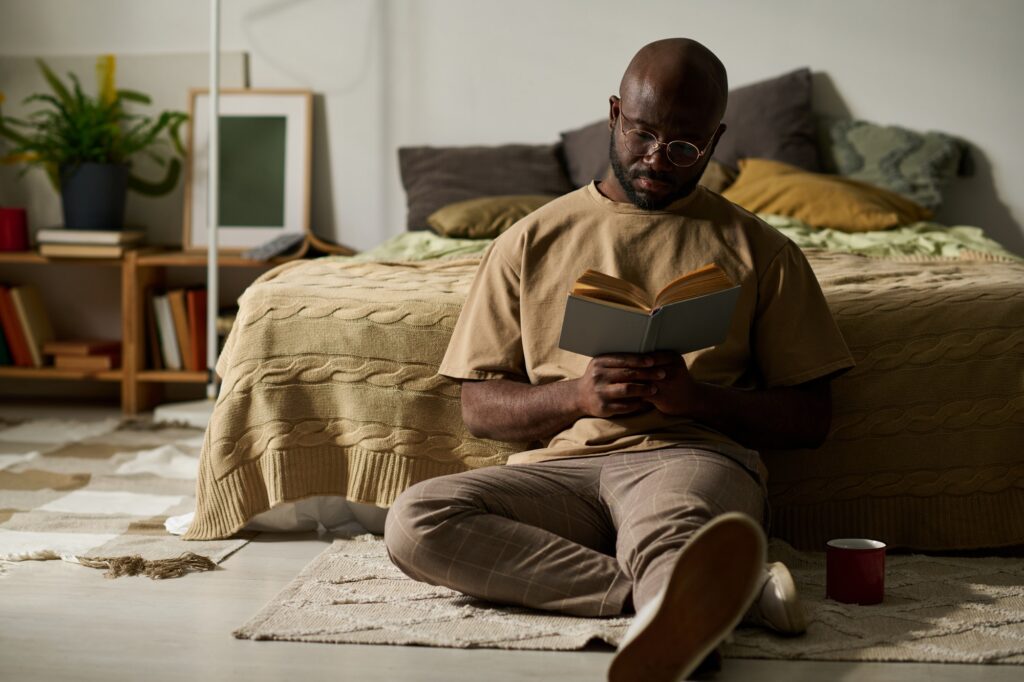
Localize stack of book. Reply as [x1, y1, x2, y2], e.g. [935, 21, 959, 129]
[149, 288, 207, 372]
[44, 339, 121, 371]
[36, 228, 145, 258]
[0, 283, 55, 367]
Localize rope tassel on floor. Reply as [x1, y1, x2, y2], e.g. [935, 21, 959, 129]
[75, 552, 218, 579]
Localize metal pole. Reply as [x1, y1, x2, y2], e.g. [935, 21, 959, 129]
[206, 0, 220, 400]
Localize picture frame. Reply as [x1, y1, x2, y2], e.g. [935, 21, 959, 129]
[183, 88, 312, 253]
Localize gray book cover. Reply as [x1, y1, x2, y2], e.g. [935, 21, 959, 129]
[557, 285, 741, 357]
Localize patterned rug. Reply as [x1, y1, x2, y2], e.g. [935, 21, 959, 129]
[0, 417, 252, 578]
[236, 534, 1024, 664]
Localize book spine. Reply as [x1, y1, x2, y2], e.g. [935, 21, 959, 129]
[0, 287, 34, 367]
[145, 289, 163, 371]
[639, 309, 665, 353]
[54, 354, 117, 371]
[186, 289, 208, 373]
[0, 320, 10, 366]
[153, 294, 182, 371]
[10, 285, 54, 367]
[167, 289, 192, 371]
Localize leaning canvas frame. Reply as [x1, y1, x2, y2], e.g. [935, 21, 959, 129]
[184, 88, 312, 253]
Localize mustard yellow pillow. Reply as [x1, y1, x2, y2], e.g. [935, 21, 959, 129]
[426, 194, 556, 238]
[722, 158, 932, 232]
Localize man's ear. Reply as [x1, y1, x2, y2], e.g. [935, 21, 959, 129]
[706, 122, 727, 158]
[608, 95, 620, 130]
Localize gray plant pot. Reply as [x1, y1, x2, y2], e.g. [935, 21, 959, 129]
[60, 162, 129, 230]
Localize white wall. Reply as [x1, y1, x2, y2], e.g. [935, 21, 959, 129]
[1, 0, 1022, 255]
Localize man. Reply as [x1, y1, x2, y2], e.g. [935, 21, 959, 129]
[385, 38, 854, 682]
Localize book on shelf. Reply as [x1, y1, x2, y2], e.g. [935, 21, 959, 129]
[9, 284, 55, 367]
[38, 243, 136, 259]
[152, 294, 182, 370]
[44, 339, 121, 372]
[0, 322, 10, 366]
[144, 289, 163, 371]
[186, 289, 208, 372]
[54, 353, 119, 371]
[42, 339, 121, 356]
[0, 286, 34, 367]
[166, 289, 193, 371]
[557, 263, 741, 357]
[35, 228, 145, 245]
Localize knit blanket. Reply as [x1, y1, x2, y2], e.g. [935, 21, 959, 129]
[186, 250, 1024, 551]
[184, 258, 525, 540]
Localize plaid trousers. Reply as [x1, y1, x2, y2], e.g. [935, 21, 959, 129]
[384, 447, 765, 617]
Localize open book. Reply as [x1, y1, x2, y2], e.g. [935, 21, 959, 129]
[558, 263, 741, 356]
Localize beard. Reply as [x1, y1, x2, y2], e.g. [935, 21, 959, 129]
[608, 134, 702, 210]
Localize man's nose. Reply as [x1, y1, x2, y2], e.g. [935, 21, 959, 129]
[642, 144, 675, 173]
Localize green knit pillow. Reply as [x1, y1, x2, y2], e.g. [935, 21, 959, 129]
[822, 118, 965, 210]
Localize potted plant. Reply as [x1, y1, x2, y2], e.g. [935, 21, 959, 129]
[0, 55, 188, 230]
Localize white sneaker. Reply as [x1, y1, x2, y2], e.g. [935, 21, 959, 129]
[607, 512, 767, 682]
[745, 561, 807, 635]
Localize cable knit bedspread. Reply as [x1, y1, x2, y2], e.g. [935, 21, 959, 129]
[185, 250, 1024, 551]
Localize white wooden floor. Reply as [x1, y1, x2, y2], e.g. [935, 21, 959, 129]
[1, 400, 1020, 681]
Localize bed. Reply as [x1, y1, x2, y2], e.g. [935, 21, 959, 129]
[183, 68, 1024, 551]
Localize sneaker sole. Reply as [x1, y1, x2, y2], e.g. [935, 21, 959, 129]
[767, 562, 807, 635]
[608, 512, 766, 682]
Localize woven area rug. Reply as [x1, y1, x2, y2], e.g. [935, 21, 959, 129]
[0, 417, 251, 578]
[236, 534, 1024, 664]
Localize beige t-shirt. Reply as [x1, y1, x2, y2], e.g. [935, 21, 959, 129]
[438, 182, 855, 468]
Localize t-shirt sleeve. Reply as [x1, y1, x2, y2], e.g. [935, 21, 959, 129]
[752, 241, 855, 387]
[438, 236, 529, 382]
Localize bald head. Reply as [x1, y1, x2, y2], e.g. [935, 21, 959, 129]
[602, 39, 729, 210]
[619, 38, 728, 131]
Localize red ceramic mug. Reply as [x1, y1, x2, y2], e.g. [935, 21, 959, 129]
[0, 207, 29, 251]
[826, 538, 886, 605]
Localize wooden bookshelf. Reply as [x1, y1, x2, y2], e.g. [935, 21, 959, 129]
[1, 247, 305, 413]
[0, 366, 122, 381]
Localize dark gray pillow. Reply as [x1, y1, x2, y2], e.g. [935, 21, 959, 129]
[399, 144, 574, 231]
[559, 119, 612, 188]
[714, 67, 820, 172]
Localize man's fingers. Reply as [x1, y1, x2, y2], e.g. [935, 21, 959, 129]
[593, 352, 683, 369]
[646, 351, 685, 367]
[593, 353, 659, 368]
[603, 367, 666, 383]
[603, 382, 658, 399]
[603, 400, 650, 415]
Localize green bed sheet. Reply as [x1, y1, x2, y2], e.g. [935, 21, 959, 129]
[332, 216, 1022, 264]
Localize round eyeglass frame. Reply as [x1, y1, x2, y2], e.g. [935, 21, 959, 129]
[617, 110, 717, 168]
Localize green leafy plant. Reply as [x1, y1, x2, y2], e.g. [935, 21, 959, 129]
[0, 55, 188, 196]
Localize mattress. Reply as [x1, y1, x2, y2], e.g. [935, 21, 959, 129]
[185, 239, 1024, 550]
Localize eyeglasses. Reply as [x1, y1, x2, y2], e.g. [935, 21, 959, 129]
[617, 109, 716, 168]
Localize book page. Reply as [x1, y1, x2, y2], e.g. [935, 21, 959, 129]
[571, 270, 652, 311]
[653, 263, 734, 309]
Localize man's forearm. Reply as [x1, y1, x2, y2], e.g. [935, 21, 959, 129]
[460, 378, 586, 442]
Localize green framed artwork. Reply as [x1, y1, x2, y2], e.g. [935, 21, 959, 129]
[184, 88, 312, 253]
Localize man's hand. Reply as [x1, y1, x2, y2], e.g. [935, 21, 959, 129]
[642, 351, 705, 418]
[461, 351, 833, 449]
[575, 353, 667, 418]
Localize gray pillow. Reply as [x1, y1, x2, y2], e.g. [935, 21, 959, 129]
[714, 67, 820, 172]
[399, 144, 574, 231]
[559, 119, 612, 188]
